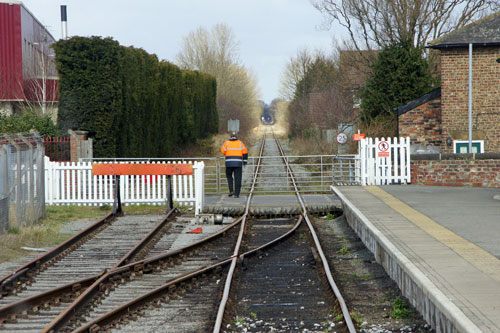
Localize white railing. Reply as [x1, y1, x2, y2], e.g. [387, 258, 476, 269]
[44, 157, 205, 214]
[360, 137, 411, 185]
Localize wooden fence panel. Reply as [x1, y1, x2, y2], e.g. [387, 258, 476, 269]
[44, 157, 204, 213]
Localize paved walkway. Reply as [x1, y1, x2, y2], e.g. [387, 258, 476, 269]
[332, 185, 500, 332]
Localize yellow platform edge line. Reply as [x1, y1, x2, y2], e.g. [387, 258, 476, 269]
[365, 186, 500, 281]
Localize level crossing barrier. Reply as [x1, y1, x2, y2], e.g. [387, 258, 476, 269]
[43, 142, 411, 211]
[80, 156, 344, 195]
[91, 163, 194, 214]
[46, 155, 361, 203]
[44, 157, 205, 214]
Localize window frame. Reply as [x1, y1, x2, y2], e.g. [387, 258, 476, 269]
[453, 140, 484, 153]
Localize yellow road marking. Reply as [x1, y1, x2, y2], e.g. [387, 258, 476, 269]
[365, 186, 500, 281]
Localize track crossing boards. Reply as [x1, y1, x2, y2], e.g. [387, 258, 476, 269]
[377, 140, 390, 157]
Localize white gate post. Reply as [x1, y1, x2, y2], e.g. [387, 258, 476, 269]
[374, 137, 381, 185]
[194, 162, 205, 215]
[405, 137, 411, 183]
[393, 137, 399, 183]
[360, 138, 366, 186]
[44, 156, 52, 204]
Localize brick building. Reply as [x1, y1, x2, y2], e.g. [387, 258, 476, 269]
[0, 0, 58, 118]
[397, 13, 500, 153]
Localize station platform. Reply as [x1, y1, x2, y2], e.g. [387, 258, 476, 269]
[332, 185, 500, 332]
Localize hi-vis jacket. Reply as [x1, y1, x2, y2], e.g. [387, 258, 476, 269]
[221, 138, 248, 167]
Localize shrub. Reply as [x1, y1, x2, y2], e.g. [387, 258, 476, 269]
[0, 111, 60, 137]
[53, 37, 218, 158]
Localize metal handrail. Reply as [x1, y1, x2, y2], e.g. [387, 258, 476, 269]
[83, 154, 361, 193]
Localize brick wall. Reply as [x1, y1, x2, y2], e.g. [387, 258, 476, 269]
[68, 130, 92, 162]
[399, 97, 442, 147]
[411, 154, 500, 188]
[441, 47, 500, 153]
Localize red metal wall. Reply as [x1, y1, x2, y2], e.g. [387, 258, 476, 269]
[0, 3, 23, 100]
[0, 2, 58, 103]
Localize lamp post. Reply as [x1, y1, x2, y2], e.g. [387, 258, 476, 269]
[468, 43, 472, 153]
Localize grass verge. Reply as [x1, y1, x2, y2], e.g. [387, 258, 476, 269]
[0, 206, 109, 263]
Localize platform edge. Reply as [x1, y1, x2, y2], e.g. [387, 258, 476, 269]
[331, 186, 481, 333]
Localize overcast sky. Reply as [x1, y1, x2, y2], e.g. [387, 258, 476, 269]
[20, 0, 344, 104]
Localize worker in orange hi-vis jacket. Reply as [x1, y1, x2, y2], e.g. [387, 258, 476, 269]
[221, 131, 248, 198]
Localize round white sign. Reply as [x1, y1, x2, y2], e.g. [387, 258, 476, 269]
[336, 132, 348, 144]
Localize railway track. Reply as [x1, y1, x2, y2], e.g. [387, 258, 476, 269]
[0, 213, 175, 306]
[0, 209, 184, 331]
[214, 131, 354, 332]
[0, 212, 115, 299]
[0, 129, 355, 332]
[225, 222, 338, 331]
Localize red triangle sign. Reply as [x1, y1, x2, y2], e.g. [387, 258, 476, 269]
[187, 227, 202, 234]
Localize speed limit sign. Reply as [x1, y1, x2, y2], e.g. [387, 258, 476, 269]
[336, 132, 348, 144]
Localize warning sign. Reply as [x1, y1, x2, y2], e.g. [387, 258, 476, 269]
[353, 133, 365, 141]
[377, 141, 390, 157]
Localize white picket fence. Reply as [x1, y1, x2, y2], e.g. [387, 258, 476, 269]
[44, 157, 205, 214]
[359, 137, 411, 185]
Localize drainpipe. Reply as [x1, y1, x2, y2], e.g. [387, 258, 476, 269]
[468, 43, 473, 153]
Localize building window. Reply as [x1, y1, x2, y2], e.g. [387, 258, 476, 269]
[453, 140, 484, 153]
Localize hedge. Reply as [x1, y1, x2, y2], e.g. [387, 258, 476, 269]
[53, 36, 218, 157]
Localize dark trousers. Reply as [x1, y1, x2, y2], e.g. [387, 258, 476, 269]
[225, 166, 242, 196]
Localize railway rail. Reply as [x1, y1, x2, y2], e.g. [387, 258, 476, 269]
[0, 129, 355, 332]
[0, 209, 182, 331]
[214, 131, 355, 333]
[0, 212, 115, 299]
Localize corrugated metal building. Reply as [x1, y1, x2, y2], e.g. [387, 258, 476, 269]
[0, 0, 58, 116]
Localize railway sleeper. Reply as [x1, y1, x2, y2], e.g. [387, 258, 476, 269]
[144, 264, 154, 273]
[89, 324, 100, 332]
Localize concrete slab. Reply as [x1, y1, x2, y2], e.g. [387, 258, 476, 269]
[169, 223, 230, 250]
[332, 185, 500, 333]
[380, 185, 500, 259]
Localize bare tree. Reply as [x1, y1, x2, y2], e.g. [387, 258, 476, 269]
[309, 85, 355, 127]
[176, 24, 260, 134]
[18, 36, 58, 119]
[279, 49, 316, 102]
[312, 0, 500, 49]
[176, 24, 240, 80]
